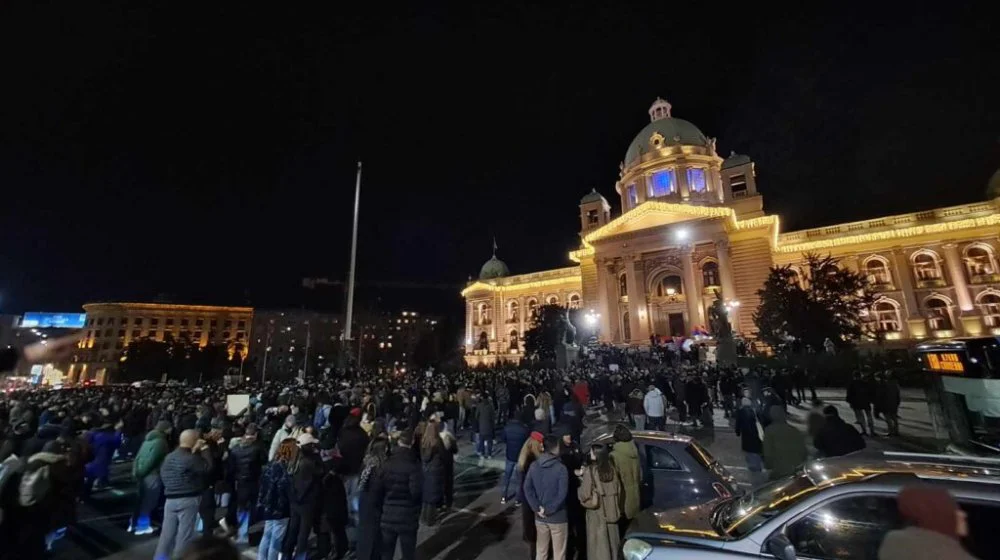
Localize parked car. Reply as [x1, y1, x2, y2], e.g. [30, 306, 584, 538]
[583, 424, 739, 510]
[622, 451, 1000, 560]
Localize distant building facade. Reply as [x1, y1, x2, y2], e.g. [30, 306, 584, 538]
[248, 309, 342, 381]
[463, 98, 1000, 365]
[72, 302, 253, 384]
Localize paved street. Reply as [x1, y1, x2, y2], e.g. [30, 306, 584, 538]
[55, 388, 934, 560]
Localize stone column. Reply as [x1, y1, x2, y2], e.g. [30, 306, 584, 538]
[715, 238, 737, 301]
[465, 301, 473, 350]
[681, 245, 703, 334]
[942, 243, 974, 312]
[605, 262, 621, 342]
[595, 259, 611, 342]
[519, 296, 526, 339]
[892, 249, 920, 318]
[625, 255, 644, 344]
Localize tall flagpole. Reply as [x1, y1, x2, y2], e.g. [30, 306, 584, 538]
[344, 161, 362, 348]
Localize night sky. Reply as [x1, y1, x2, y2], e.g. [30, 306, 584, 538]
[0, 4, 997, 315]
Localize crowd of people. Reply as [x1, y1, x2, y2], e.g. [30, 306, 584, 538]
[0, 335, 976, 560]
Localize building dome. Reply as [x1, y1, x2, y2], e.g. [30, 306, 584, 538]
[624, 98, 710, 165]
[580, 188, 608, 205]
[722, 151, 752, 169]
[479, 255, 510, 279]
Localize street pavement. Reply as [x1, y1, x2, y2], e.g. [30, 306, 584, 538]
[54, 388, 934, 560]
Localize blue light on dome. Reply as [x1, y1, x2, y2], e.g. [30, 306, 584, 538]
[687, 168, 707, 192]
[649, 170, 676, 197]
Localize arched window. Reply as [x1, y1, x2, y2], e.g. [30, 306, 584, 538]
[622, 312, 631, 341]
[619, 273, 628, 298]
[509, 330, 519, 350]
[656, 275, 683, 297]
[476, 331, 489, 350]
[912, 251, 943, 281]
[507, 300, 519, 322]
[872, 300, 901, 332]
[979, 293, 1000, 327]
[478, 303, 492, 325]
[547, 295, 559, 306]
[864, 256, 892, 286]
[965, 245, 998, 279]
[788, 268, 803, 287]
[925, 297, 952, 331]
[568, 294, 581, 309]
[702, 261, 720, 287]
[527, 298, 539, 320]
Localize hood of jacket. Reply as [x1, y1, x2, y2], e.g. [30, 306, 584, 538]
[145, 429, 166, 443]
[536, 453, 561, 470]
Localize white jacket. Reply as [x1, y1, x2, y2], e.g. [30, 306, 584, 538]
[643, 388, 666, 418]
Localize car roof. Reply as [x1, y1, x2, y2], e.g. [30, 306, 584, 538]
[805, 451, 1000, 487]
[582, 422, 693, 448]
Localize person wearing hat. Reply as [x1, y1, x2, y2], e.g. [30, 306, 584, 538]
[879, 486, 978, 560]
[130, 420, 173, 535]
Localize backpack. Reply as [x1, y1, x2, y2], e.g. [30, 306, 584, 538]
[0, 455, 26, 525]
[19, 452, 64, 509]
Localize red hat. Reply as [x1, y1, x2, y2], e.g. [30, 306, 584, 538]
[529, 431, 544, 443]
[350, 407, 362, 417]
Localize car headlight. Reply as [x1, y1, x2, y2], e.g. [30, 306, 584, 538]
[623, 538, 653, 560]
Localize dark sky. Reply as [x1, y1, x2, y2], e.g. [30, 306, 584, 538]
[0, 4, 997, 314]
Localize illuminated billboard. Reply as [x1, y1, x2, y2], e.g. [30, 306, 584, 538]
[20, 312, 87, 329]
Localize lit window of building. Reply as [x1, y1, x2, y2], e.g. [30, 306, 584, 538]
[649, 169, 676, 197]
[873, 300, 901, 332]
[626, 184, 638, 208]
[687, 168, 707, 193]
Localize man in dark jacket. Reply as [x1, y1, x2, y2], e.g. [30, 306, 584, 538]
[846, 372, 875, 436]
[227, 424, 267, 544]
[524, 435, 569, 560]
[373, 429, 422, 560]
[476, 394, 496, 464]
[501, 412, 530, 503]
[285, 432, 324, 560]
[734, 397, 764, 485]
[338, 412, 369, 550]
[155, 429, 212, 560]
[130, 420, 171, 535]
[814, 406, 866, 458]
[685, 376, 709, 428]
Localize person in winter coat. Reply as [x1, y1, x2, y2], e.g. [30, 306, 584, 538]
[257, 439, 296, 560]
[130, 420, 172, 535]
[814, 406, 865, 458]
[155, 430, 213, 560]
[685, 376, 710, 428]
[761, 406, 807, 480]
[878, 486, 978, 560]
[627, 389, 646, 430]
[578, 443, 623, 560]
[419, 421, 446, 526]
[643, 385, 666, 431]
[373, 429, 423, 560]
[284, 432, 324, 560]
[876, 372, 902, 436]
[524, 435, 569, 560]
[318, 446, 349, 560]
[226, 424, 267, 544]
[733, 397, 764, 484]
[609, 425, 642, 532]
[23, 416, 64, 457]
[501, 412, 530, 502]
[268, 414, 297, 461]
[518, 435, 545, 559]
[533, 407, 551, 436]
[572, 379, 590, 408]
[846, 372, 875, 436]
[476, 395, 496, 462]
[671, 376, 687, 423]
[84, 418, 124, 495]
[439, 421, 458, 510]
[338, 411, 370, 549]
[357, 434, 390, 560]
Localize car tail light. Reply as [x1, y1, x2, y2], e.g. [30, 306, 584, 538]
[713, 482, 731, 498]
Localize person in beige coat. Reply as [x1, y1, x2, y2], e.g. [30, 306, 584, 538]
[879, 486, 978, 560]
[577, 443, 623, 560]
[609, 425, 642, 533]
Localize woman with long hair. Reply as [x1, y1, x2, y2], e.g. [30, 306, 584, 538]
[420, 420, 446, 526]
[578, 443, 624, 560]
[537, 392, 554, 425]
[517, 434, 545, 560]
[356, 435, 390, 560]
[256, 438, 297, 560]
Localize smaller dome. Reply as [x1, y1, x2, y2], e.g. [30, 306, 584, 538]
[722, 151, 752, 169]
[988, 168, 1000, 199]
[479, 256, 510, 279]
[580, 189, 608, 205]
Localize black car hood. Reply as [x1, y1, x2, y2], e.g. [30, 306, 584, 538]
[628, 498, 729, 544]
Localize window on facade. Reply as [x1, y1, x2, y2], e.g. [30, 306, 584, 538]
[527, 299, 538, 320]
[865, 257, 892, 285]
[619, 274, 628, 298]
[568, 294, 581, 309]
[476, 332, 489, 350]
[210, 319, 218, 327]
[195, 319, 204, 327]
[649, 169, 677, 197]
[873, 300, 901, 332]
[965, 246, 997, 278]
[913, 252, 943, 280]
[106, 318, 115, 326]
[150, 318, 159, 326]
[508, 300, 519, 322]
[104, 328, 113, 337]
[547, 295, 559, 305]
[926, 297, 952, 330]
[97, 318, 104, 325]
[981, 293, 1000, 327]
[224, 320, 233, 329]
[656, 275, 683, 297]
[687, 168, 707, 193]
[180, 318, 189, 327]
[163, 332, 173, 342]
[787, 495, 901, 560]
[622, 312, 631, 340]
[118, 329, 126, 338]
[626, 184, 638, 208]
[702, 262, 720, 287]
[788, 268, 802, 287]
[165, 318, 174, 327]
[478, 303, 491, 325]
[193, 331, 202, 340]
[509, 330, 519, 350]
[238, 320, 246, 329]
[134, 317, 142, 325]
[222, 331, 231, 339]
[132, 329, 141, 338]
[730, 174, 747, 198]
[587, 209, 599, 225]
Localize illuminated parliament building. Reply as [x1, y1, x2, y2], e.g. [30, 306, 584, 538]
[463, 98, 1000, 365]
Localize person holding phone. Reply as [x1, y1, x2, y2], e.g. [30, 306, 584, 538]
[155, 429, 213, 560]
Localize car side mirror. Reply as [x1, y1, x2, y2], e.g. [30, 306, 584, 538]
[766, 533, 796, 560]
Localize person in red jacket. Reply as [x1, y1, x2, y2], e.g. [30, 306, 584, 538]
[572, 379, 590, 408]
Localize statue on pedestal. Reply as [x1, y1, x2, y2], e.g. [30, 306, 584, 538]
[554, 308, 580, 368]
[709, 290, 737, 366]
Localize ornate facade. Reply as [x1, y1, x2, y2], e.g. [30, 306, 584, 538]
[463, 98, 1000, 365]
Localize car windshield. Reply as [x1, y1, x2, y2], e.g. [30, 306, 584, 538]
[717, 473, 817, 538]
